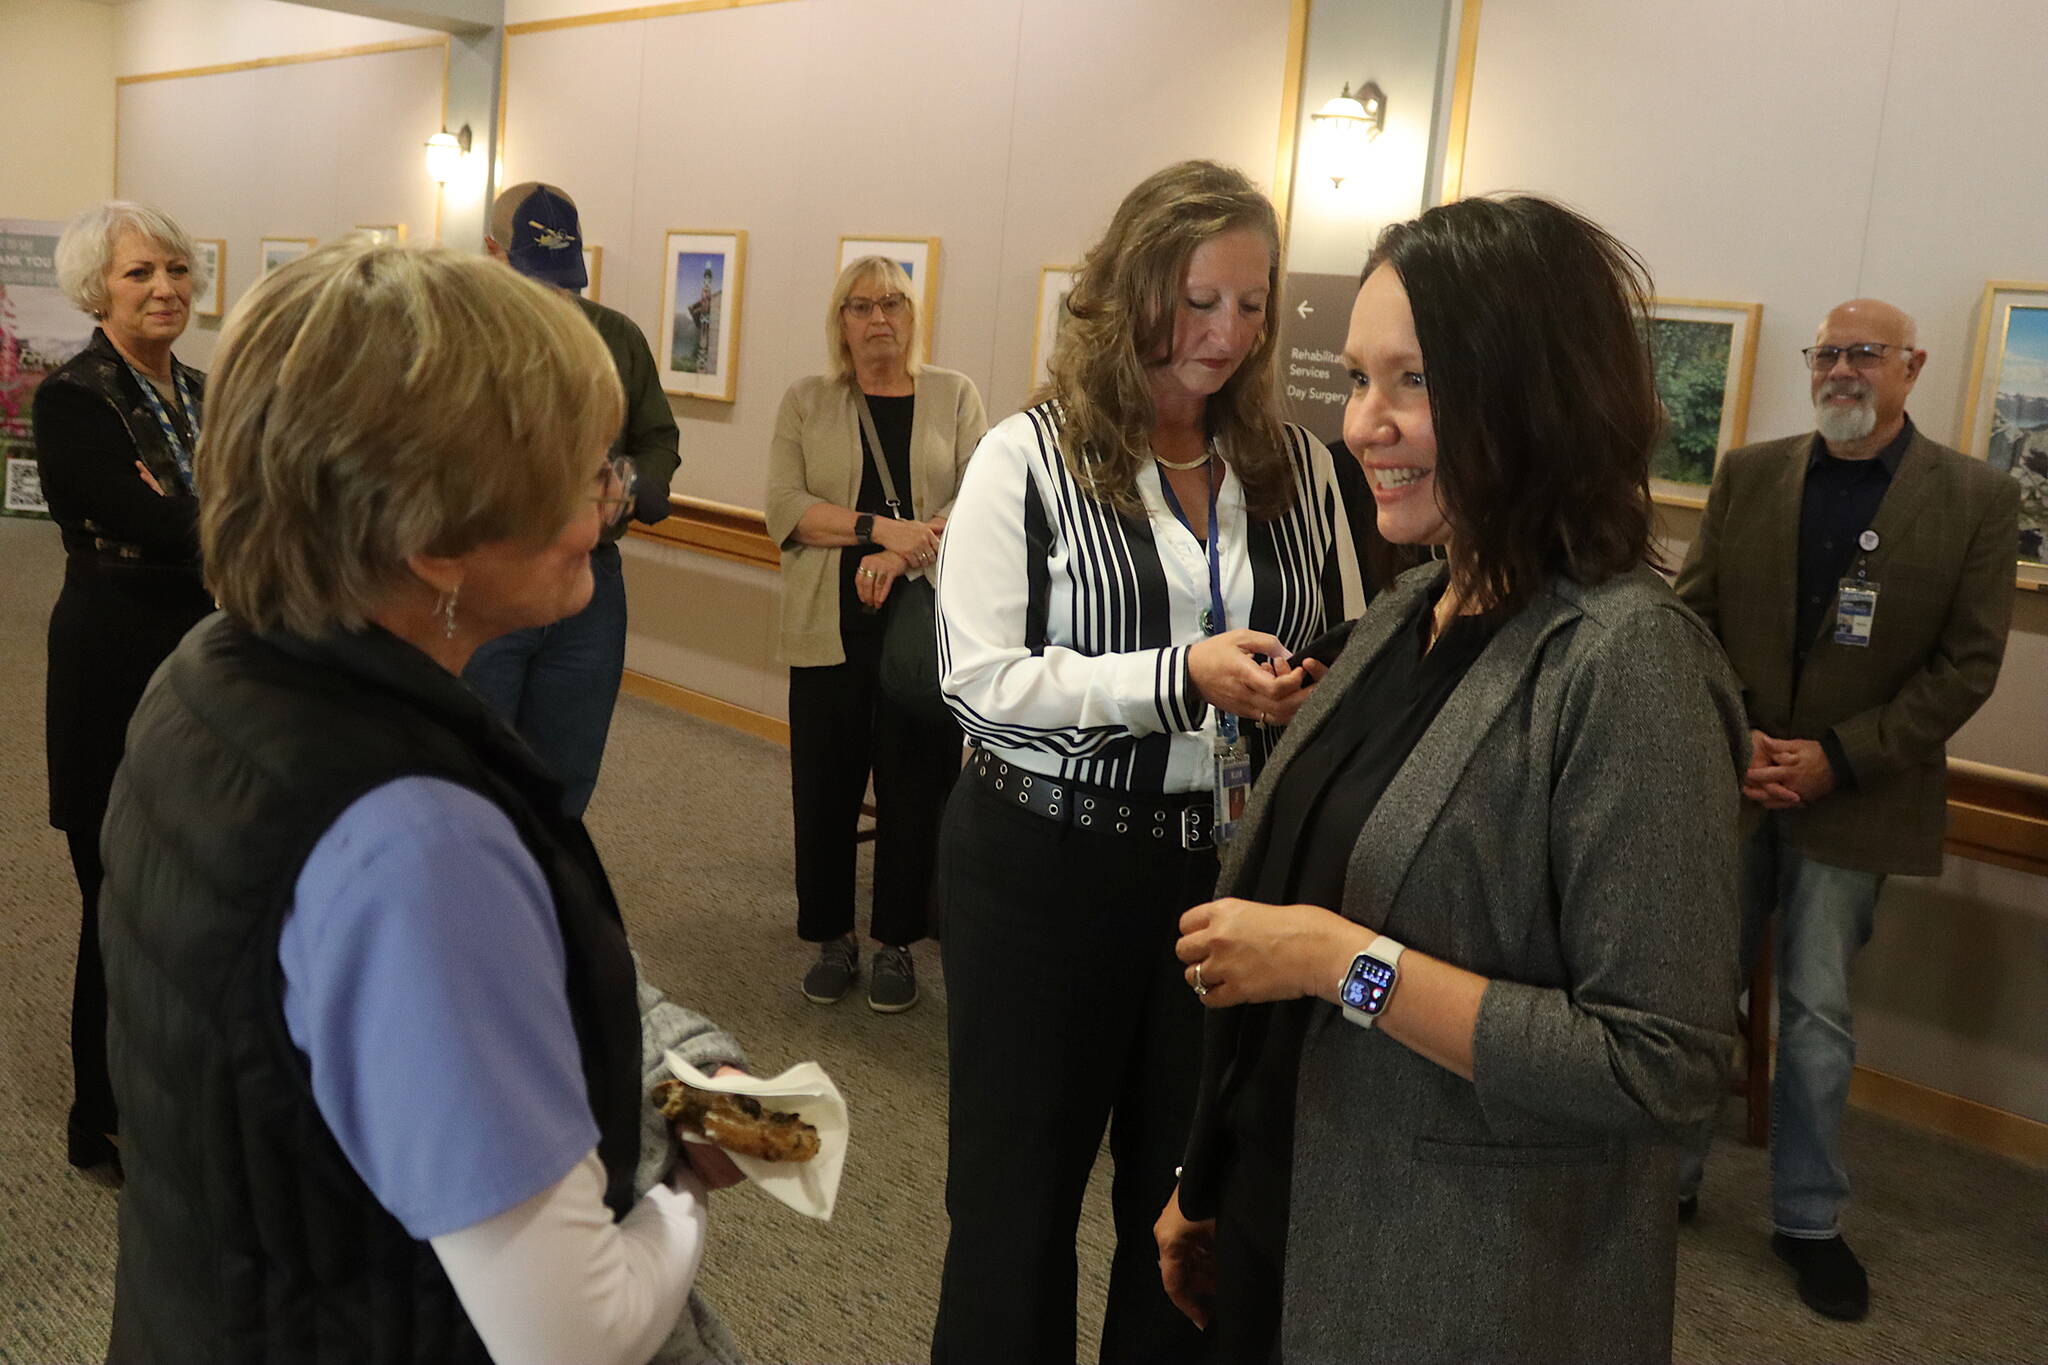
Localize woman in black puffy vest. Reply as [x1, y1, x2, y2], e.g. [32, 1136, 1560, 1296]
[98, 240, 746, 1365]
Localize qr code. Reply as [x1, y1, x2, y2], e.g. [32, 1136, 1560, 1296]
[5, 456, 48, 514]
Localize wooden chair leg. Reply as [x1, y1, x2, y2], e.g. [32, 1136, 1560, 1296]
[1743, 936, 1773, 1147]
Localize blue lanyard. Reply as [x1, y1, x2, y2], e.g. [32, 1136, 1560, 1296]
[1156, 459, 1239, 744]
[123, 360, 200, 494]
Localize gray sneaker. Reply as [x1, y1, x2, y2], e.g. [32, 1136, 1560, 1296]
[867, 945, 920, 1014]
[801, 937, 858, 1005]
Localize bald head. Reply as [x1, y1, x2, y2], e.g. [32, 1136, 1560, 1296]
[1809, 297, 1926, 454]
[1818, 298, 1918, 351]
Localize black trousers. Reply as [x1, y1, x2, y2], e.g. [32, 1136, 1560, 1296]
[65, 825, 117, 1162]
[932, 771, 1213, 1365]
[787, 626, 960, 945]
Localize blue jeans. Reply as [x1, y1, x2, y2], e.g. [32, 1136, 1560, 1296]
[463, 541, 626, 818]
[1680, 814, 1883, 1236]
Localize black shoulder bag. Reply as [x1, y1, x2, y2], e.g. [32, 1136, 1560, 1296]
[854, 390, 953, 730]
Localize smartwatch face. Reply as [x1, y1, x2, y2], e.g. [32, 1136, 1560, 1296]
[1342, 954, 1396, 1015]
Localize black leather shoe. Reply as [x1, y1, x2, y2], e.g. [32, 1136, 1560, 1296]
[1772, 1233, 1869, 1321]
[1677, 1194, 1699, 1224]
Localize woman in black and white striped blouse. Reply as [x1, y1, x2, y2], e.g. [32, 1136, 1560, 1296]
[929, 161, 1363, 1365]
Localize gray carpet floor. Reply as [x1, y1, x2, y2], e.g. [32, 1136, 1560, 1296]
[2, 514, 2044, 1363]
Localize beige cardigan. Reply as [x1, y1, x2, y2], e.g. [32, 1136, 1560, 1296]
[765, 366, 988, 666]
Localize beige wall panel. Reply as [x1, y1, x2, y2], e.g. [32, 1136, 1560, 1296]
[115, 44, 448, 370]
[0, 0, 116, 220]
[621, 539, 787, 721]
[1458, 0, 1897, 450]
[115, 0, 429, 78]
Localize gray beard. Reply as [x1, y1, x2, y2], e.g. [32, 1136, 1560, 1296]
[1815, 398, 1877, 444]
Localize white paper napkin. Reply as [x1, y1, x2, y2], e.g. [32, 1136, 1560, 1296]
[662, 1053, 849, 1221]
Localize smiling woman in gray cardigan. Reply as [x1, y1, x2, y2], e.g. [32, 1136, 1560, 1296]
[1159, 197, 1750, 1364]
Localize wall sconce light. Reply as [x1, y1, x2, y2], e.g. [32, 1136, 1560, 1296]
[425, 124, 472, 185]
[1309, 80, 1386, 188]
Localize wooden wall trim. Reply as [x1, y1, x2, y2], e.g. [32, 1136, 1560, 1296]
[505, 0, 805, 37]
[1850, 1066, 2048, 1169]
[620, 670, 788, 744]
[116, 35, 449, 85]
[628, 495, 779, 569]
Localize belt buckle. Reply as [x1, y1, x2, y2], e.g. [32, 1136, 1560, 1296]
[1181, 805, 1212, 851]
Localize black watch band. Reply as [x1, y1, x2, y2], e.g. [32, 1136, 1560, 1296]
[854, 513, 876, 544]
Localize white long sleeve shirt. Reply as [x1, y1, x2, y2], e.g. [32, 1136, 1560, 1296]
[937, 406, 1362, 794]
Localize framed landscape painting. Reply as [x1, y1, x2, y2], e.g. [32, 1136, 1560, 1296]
[582, 245, 603, 303]
[354, 224, 405, 246]
[191, 239, 225, 317]
[837, 235, 939, 361]
[659, 230, 745, 401]
[259, 237, 315, 276]
[1031, 265, 1078, 390]
[1960, 280, 2048, 587]
[1646, 298, 1761, 506]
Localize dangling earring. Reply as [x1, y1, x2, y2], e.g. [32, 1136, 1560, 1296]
[440, 586, 460, 639]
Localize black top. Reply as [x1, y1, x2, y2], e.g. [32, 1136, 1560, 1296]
[1218, 580, 1503, 1259]
[838, 392, 916, 636]
[1794, 417, 1911, 785]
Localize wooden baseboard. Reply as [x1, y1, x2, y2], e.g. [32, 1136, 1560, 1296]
[619, 670, 788, 745]
[1850, 1065, 2048, 1168]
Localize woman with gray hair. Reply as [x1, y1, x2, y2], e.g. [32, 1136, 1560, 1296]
[96, 240, 749, 1365]
[31, 200, 214, 1176]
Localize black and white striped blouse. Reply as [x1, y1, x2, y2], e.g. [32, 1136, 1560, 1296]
[935, 404, 1364, 795]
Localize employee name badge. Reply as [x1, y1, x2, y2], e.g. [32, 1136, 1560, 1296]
[1834, 579, 1879, 647]
[1212, 728, 1252, 846]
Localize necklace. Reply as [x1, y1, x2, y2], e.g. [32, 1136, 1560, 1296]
[1155, 450, 1211, 471]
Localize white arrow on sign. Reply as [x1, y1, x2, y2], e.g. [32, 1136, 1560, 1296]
[1296, 299, 1314, 319]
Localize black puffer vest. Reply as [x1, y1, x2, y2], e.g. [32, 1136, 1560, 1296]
[99, 614, 642, 1364]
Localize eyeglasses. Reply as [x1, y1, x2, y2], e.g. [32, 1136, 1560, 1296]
[1801, 343, 1896, 372]
[842, 293, 909, 320]
[592, 456, 637, 527]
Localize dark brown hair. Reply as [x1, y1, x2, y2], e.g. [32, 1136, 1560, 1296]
[1363, 195, 1659, 611]
[1040, 160, 1295, 520]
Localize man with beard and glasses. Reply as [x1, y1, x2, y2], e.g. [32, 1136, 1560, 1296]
[1671, 298, 2018, 1324]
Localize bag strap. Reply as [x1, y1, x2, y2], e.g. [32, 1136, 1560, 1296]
[852, 386, 905, 519]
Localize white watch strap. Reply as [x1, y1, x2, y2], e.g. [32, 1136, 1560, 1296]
[1341, 934, 1406, 1028]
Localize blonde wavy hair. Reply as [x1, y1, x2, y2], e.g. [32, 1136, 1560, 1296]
[827, 255, 922, 383]
[201, 240, 622, 636]
[1039, 161, 1293, 520]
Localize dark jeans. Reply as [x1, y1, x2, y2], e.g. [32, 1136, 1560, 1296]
[66, 825, 116, 1164]
[932, 771, 1213, 1365]
[463, 541, 626, 818]
[787, 625, 959, 945]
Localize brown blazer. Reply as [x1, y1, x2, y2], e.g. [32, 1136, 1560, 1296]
[1674, 426, 2020, 875]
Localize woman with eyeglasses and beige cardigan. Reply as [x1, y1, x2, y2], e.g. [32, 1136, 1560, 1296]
[765, 256, 987, 1015]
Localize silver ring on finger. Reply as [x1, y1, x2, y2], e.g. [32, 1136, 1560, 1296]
[1191, 961, 1208, 997]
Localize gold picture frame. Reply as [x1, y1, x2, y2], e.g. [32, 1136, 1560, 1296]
[191, 238, 226, 317]
[658, 229, 745, 402]
[1959, 279, 2048, 589]
[1646, 297, 1763, 509]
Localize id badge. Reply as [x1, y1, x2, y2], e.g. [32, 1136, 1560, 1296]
[1213, 733, 1252, 846]
[1833, 581, 1878, 647]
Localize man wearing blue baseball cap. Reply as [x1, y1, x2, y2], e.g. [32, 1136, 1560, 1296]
[472, 181, 681, 816]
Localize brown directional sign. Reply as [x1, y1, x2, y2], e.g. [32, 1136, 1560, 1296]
[1275, 271, 1359, 446]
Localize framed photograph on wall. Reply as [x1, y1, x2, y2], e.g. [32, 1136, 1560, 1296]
[582, 245, 603, 303]
[259, 237, 316, 276]
[354, 224, 406, 245]
[1645, 297, 1762, 507]
[1959, 280, 2048, 586]
[659, 230, 745, 401]
[837, 235, 939, 361]
[191, 239, 226, 318]
[1030, 265, 1078, 390]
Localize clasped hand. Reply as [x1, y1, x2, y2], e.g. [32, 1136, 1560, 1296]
[1742, 730, 1836, 809]
[1186, 630, 1328, 728]
[871, 515, 941, 569]
[1174, 898, 1348, 1009]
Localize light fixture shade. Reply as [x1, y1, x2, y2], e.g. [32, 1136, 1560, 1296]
[1314, 91, 1371, 125]
[1310, 80, 1387, 142]
[424, 127, 469, 185]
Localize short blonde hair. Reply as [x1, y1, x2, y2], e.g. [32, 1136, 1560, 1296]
[826, 255, 920, 382]
[201, 240, 622, 636]
[54, 201, 210, 317]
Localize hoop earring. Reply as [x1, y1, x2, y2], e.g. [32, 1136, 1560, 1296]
[1429, 543, 1449, 563]
[440, 586, 460, 639]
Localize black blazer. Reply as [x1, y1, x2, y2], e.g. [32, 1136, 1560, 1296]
[32, 330, 214, 832]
